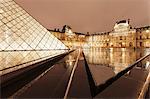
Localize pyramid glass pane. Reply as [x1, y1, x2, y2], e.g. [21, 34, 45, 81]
[0, 0, 68, 75]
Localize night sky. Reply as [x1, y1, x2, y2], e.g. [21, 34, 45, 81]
[15, 0, 150, 33]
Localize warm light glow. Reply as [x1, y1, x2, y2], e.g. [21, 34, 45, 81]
[0, 9, 4, 13]
[145, 61, 150, 69]
[0, 0, 68, 75]
[0, 50, 67, 75]
[122, 42, 125, 46]
[111, 20, 135, 37]
[65, 55, 75, 67]
[83, 48, 142, 74]
[66, 29, 75, 38]
[114, 23, 129, 32]
[110, 43, 113, 46]
[68, 30, 72, 34]
[0, 0, 68, 51]
[146, 30, 150, 33]
[79, 35, 85, 38]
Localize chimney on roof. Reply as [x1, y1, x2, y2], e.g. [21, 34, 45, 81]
[128, 19, 130, 24]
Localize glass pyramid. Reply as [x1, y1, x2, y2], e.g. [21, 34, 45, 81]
[0, 0, 68, 75]
[0, 0, 68, 50]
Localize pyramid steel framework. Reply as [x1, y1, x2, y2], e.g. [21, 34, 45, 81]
[0, 0, 68, 74]
[0, 0, 68, 51]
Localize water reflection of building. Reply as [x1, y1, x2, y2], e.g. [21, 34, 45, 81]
[83, 48, 110, 65]
[63, 51, 77, 69]
[65, 54, 75, 68]
[83, 48, 149, 74]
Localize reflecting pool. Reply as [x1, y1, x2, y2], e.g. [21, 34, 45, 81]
[83, 48, 150, 86]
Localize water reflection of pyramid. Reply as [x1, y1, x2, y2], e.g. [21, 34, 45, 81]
[0, 0, 68, 50]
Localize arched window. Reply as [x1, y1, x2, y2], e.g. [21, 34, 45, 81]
[129, 42, 132, 47]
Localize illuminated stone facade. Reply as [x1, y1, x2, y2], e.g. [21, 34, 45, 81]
[85, 20, 150, 48]
[136, 27, 150, 48]
[109, 20, 137, 48]
[85, 32, 110, 48]
[48, 25, 86, 49]
[48, 22, 150, 49]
